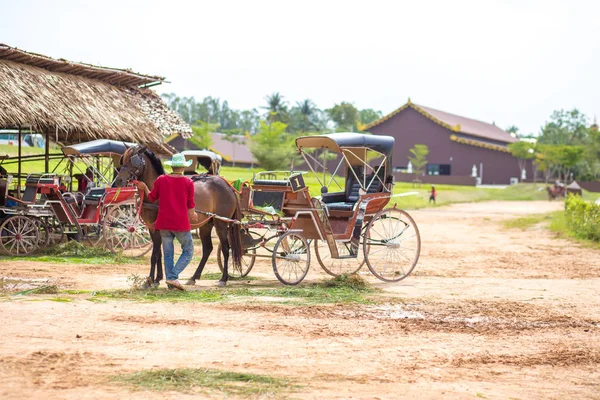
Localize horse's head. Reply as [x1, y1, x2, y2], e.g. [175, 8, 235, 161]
[114, 145, 147, 187]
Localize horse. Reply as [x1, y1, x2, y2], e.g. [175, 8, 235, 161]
[113, 145, 243, 287]
[546, 185, 565, 200]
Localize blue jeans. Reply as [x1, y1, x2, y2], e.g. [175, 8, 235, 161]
[160, 230, 194, 281]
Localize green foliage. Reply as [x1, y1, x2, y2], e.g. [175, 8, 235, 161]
[359, 109, 383, 127]
[538, 109, 589, 146]
[263, 92, 289, 124]
[113, 368, 293, 396]
[249, 120, 297, 170]
[508, 141, 536, 180]
[327, 102, 360, 131]
[189, 120, 217, 149]
[537, 144, 585, 181]
[564, 194, 600, 242]
[407, 144, 429, 179]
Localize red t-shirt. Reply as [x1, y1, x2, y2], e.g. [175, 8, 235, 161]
[148, 175, 196, 231]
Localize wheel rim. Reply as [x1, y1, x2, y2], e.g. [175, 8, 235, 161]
[363, 208, 421, 282]
[272, 232, 310, 285]
[0, 216, 40, 256]
[104, 204, 152, 257]
[314, 240, 364, 277]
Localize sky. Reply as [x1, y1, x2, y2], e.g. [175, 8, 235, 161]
[2, 0, 599, 135]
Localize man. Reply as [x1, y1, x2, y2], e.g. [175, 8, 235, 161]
[135, 153, 197, 291]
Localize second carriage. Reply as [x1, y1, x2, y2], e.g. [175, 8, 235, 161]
[0, 140, 151, 256]
[218, 132, 421, 285]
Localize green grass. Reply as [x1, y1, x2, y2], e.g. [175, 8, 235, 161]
[112, 367, 293, 397]
[502, 210, 600, 249]
[502, 213, 555, 230]
[0, 241, 140, 265]
[93, 275, 375, 305]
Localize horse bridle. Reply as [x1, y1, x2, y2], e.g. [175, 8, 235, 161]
[119, 146, 147, 182]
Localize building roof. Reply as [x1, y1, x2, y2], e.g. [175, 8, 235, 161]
[363, 100, 517, 144]
[0, 44, 191, 153]
[209, 133, 256, 164]
[0, 44, 163, 87]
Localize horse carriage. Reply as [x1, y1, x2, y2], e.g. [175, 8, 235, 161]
[117, 133, 421, 287]
[216, 133, 421, 285]
[0, 139, 151, 256]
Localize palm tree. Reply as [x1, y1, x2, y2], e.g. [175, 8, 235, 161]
[262, 92, 288, 123]
[296, 99, 317, 132]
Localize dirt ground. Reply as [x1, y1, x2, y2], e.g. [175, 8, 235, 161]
[1, 200, 599, 399]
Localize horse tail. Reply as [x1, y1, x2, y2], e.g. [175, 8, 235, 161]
[228, 190, 244, 270]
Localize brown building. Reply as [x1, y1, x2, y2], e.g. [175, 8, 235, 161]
[167, 132, 257, 168]
[364, 100, 527, 185]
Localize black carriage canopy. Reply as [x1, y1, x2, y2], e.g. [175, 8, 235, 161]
[181, 150, 223, 175]
[296, 132, 394, 169]
[61, 139, 137, 157]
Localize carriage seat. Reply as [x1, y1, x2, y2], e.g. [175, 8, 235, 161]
[322, 168, 385, 212]
[252, 179, 289, 186]
[83, 187, 106, 205]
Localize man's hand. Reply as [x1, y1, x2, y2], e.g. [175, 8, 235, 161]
[134, 181, 149, 194]
[188, 209, 199, 224]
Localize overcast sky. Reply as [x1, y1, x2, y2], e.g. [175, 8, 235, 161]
[2, 0, 599, 134]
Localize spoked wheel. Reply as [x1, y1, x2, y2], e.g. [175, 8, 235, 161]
[0, 216, 41, 256]
[363, 208, 421, 282]
[272, 231, 310, 285]
[33, 218, 51, 252]
[43, 217, 65, 245]
[314, 240, 365, 277]
[84, 225, 104, 247]
[103, 203, 152, 257]
[217, 230, 259, 278]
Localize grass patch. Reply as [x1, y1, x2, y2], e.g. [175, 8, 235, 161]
[502, 213, 553, 230]
[0, 241, 140, 265]
[92, 275, 376, 305]
[16, 285, 60, 295]
[112, 367, 293, 397]
[549, 211, 600, 249]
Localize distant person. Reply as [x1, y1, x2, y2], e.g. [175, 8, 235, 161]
[429, 185, 436, 204]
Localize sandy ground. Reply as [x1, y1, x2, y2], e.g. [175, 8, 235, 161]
[1, 200, 599, 399]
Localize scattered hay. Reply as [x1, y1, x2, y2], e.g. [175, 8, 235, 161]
[320, 274, 371, 291]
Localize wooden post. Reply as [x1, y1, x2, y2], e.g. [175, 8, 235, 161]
[17, 127, 22, 197]
[45, 131, 50, 173]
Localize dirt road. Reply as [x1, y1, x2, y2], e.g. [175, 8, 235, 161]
[1, 201, 599, 399]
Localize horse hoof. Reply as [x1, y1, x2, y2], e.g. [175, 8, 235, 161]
[140, 277, 152, 289]
[217, 281, 227, 288]
[152, 282, 160, 288]
[185, 279, 196, 286]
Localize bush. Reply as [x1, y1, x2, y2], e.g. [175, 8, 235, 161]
[564, 194, 600, 242]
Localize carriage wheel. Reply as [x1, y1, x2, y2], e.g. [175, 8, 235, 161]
[103, 204, 152, 257]
[33, 218, 51, 251]
[314, 240, 365, 277]
[217, 230, 258, 278]
[363, 208, 421, 282]
[272, 231, 310, 285]
[0, 216, 41, 256]
[84, 225, 104, 247]
[43, 217, 65, 245]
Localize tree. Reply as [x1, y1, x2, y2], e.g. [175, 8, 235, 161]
[505, 125, 519, 135]
[189, 120, 217, 150]
[326, 102, 360, 131]
[359, 109, 383, 128]
[537, 144, 585, 183]
[291, 99, 318, 133]
[263, 92, 289, 124]
[508, 141, 535, 181]
[538, 109, 588, 145]
[407, 144, 429, 184]
[249, 121, 297, 170]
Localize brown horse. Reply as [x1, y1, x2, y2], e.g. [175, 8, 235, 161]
[114, 145, 243, 287]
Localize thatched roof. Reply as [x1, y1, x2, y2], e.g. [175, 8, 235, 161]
[0, 44, 191, 153]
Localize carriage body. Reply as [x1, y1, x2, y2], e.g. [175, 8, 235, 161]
[231, 133, 421, 285]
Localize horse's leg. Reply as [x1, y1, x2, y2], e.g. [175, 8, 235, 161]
[214, 220, 230, 287]
[153, 230, 163, 287]
[185, 223, 213, 286]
